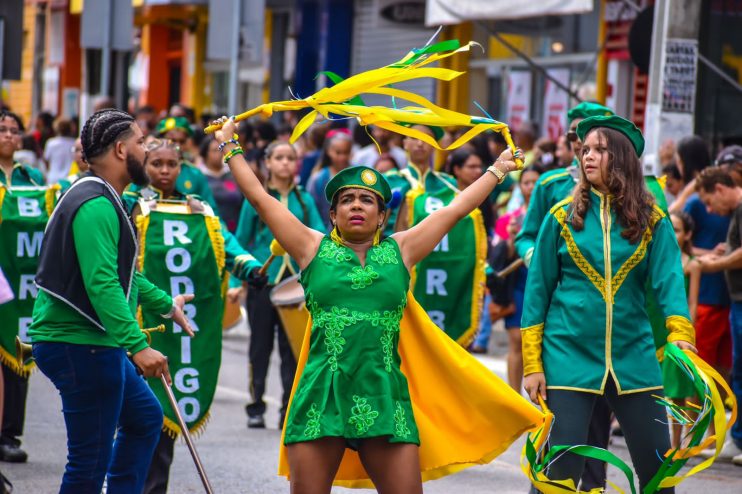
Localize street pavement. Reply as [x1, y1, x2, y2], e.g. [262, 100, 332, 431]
[3, 319, 740, 493]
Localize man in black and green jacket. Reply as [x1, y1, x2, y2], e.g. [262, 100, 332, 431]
[29, 109, 194, 494]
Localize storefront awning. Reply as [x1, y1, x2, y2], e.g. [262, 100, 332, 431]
[425, 0, 593, 26]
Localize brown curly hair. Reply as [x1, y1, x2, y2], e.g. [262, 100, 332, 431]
[569, 127, 655, 244]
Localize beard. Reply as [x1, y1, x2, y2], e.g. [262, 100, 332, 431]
[126, 154, 150, 187]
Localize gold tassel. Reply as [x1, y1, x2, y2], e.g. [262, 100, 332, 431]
[45, 184, 61, 217]
[204, 216, 226, 274]
[373, 226, 381, 246]
[0, 185, 6, 224]
[135, 214, 150, 272]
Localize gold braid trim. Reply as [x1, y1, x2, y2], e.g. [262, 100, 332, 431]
[521, 323, 545, 375]
[0, 185, 6, 224]
[611, 207, 664, 299]
[406, 187, 424, 228]
[457, 207, 487, 347]
[553, 208, 606, 300]
[204, 216, 226, 274]
[44, 184, 61, 217]
[162, 410, 211, 439]
[0, 346, 33, 377]
[135, 215, 150, 272]
[541, 171, 570, 186]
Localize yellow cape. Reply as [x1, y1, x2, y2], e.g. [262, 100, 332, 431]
[279, 293, 545, 488]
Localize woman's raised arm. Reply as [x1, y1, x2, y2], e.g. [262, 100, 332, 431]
[393, 148, 520, 269]
[214, 117, 323, 268]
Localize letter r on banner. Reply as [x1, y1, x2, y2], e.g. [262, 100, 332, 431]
[426, 269, 448, 296]
[163, 220, 192, 246]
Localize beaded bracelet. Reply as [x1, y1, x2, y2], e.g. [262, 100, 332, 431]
[223, 146, 244, 164]
[217, 134, 240, 152]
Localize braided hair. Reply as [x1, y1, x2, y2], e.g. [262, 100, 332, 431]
[80, 109, 135, 163]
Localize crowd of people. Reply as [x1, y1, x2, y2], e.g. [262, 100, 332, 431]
[0, 84, 738, 493]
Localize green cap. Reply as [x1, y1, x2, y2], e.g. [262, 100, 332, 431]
[576, 115, 645, 157]
[400, 122, 445, 141]
[325, 166, 392, 203]
[156, 117, 193, 137]
[567, 102, 614, 124]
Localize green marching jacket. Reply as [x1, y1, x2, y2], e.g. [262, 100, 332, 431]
[521, 191, 694, 394]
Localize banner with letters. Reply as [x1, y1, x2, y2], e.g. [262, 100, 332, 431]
[407, 173, 486, 346]
[0, 185, 58, 376]
[136, 207, 227, 436]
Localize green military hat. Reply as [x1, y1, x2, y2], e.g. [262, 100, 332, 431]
[567, 102, 614, 124]
[325, 166, 392, 203]
[400, 122, 445, 141]
[576, 115, 645, 157]
[156, 116, 193, 137]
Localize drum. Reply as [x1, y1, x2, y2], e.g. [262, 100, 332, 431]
[270, 274, 309, 359]
[222, 297, 244, 331]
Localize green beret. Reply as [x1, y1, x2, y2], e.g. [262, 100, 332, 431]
[156, 117, 193, 137]
[576, 115, 645, 157]
[567, 102, 614, 124]
[325, 166, 392, 203]
[400, 122, 445, 141]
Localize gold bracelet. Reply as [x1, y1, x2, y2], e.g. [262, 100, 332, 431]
[487, 163, 506, 183]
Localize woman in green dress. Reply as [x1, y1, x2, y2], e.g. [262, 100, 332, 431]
[521, 115, 697, 492]
[212, 116, 522, 493]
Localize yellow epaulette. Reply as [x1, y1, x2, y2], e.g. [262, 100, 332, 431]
[549, 196, 573, 215]
[540, 171, 570, 186]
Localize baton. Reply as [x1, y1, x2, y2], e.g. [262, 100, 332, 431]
[257, 239, 287, 276]
[495, 258, 524, 278]
[160, 375, 214, 494]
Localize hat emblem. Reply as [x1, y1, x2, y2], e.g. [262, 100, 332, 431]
[361, 169, 377, 186]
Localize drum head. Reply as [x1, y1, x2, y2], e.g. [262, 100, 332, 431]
[270, 274, 305, 306]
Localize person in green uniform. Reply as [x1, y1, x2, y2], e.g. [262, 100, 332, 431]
[212, 115, 521, 493]
[0, 111, 44, 187]
[514, 101, 612, 265]
[121, 138, 260, 494]
[383, 124, 440, 234]
[514, 102, 669, 491]
[0, 110, 44, 463]
[235, 141, 325, 429]
[154, 117, 220, 211]
[28, 109, 195, 493]
[521, 115, 696, 493]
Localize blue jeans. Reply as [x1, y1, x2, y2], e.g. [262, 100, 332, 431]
[731, 302, 742, 449]
[33, 342, 163, 494]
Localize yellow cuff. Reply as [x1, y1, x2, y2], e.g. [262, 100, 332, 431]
[666, 315, 696, 346]
[521, 323, 544, 375]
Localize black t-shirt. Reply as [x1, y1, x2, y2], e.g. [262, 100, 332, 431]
[727, 202, 742, 301]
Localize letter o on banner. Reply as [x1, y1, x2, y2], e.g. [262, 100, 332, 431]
[178, 397, 200, 423]
[166, 248, 192, 273]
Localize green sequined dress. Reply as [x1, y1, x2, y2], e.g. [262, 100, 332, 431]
[283, 236, 420, 446]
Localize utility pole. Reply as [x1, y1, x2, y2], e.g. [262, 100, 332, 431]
[100, 0, 112, 98]
[228, 0, 242, 116]
[643, 0, 703, 174]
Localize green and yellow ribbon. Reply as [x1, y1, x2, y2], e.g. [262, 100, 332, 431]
[521, 344, 737, 494]
[205, 39, 522, 168]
